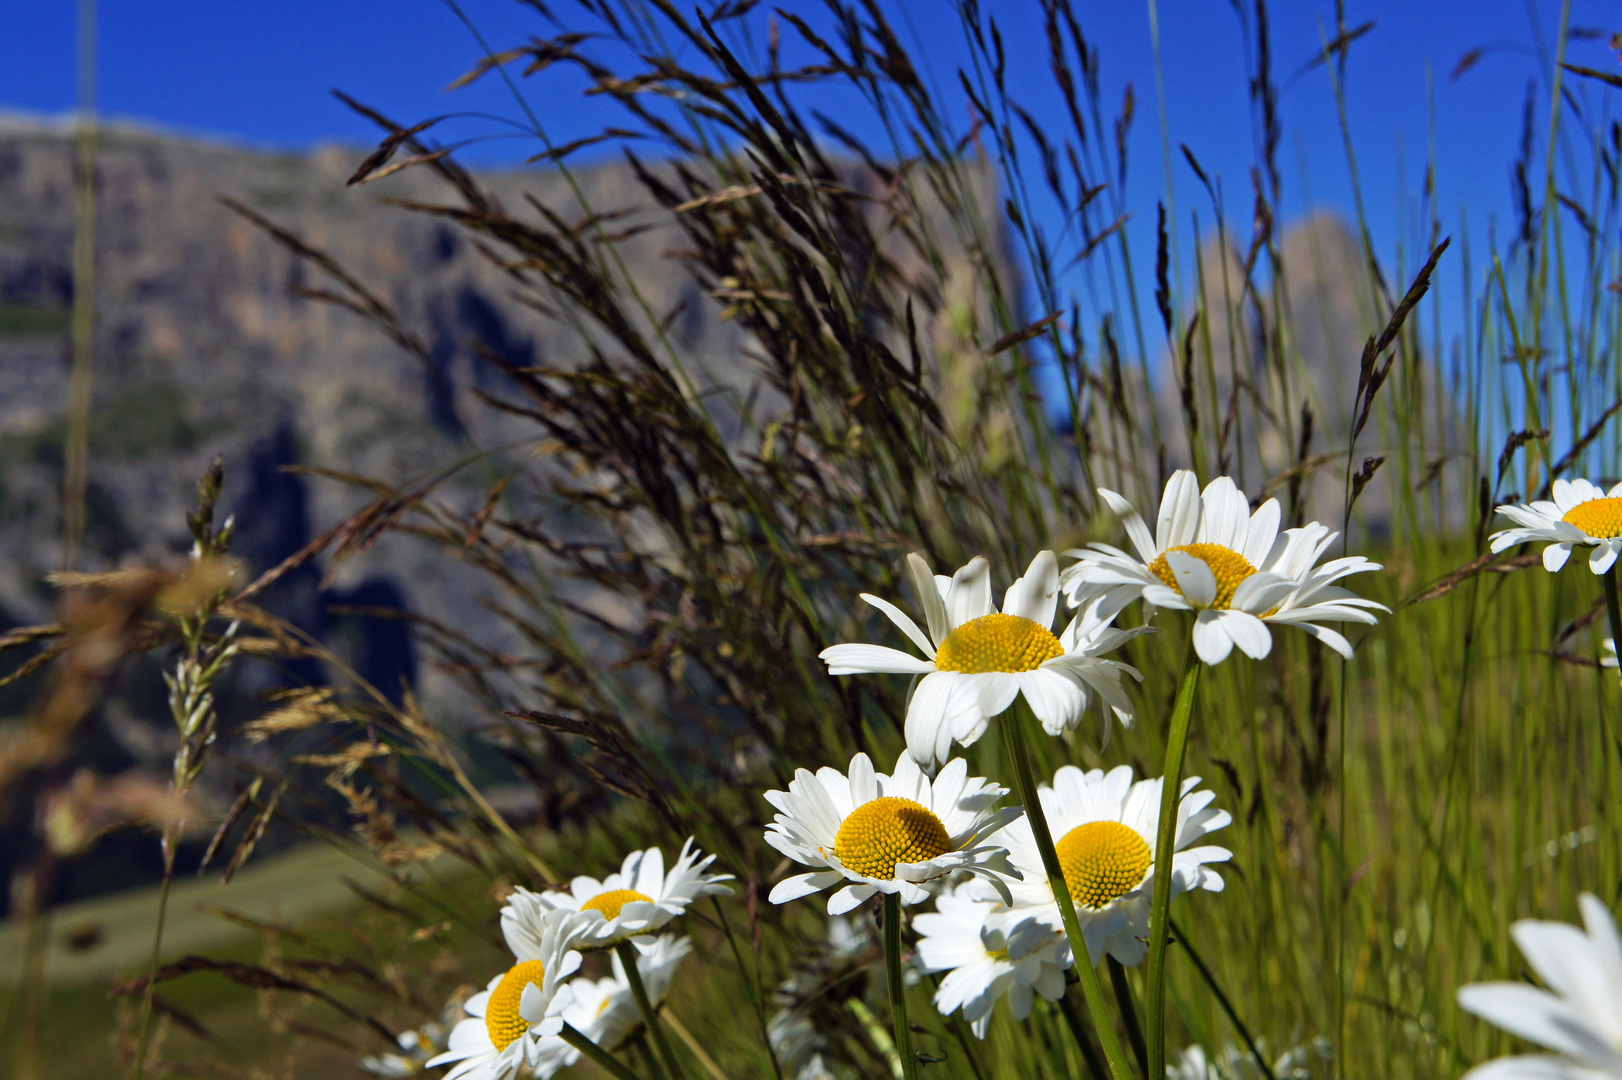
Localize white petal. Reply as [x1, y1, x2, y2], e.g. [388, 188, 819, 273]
[1458, 983, 1622, 1067]
[1191, 609, 1235, 664]
[1214, 610, 1272, 659]
[827, 884, 876, 916]
[1592, 540, 1620, 575]
[1158, 471, 1202, 550]
[1552, 478, 1578, 511]
[946, 557, 994, 627]
[907, 552, 950, 647]
[519, 980, 548, 1024]
[860, 592, 936, 658]
[924, 756, 966, 811]
[975, 672, 1021, 719]
[1099, 488, 1158, 564]
[1285, 620, 1355, 658]
[1018, 669, 1085, 735]
[1165, 550, 1218, 608]
[906, 672, 962, 768]
[1242, 498, 1281, 567]
[1199, 476, 1248, 549]
[1004, 550, 1060, 628]
[769, 871, 844, 904]
[1230, 572, 1294, 614]
[820, 643, 935, 675]
[1545, 542, 1573, 572]
[848, 752, 878, 806]
[1578, 893, 1622, 991]
[1461, 1056, 1609, 1080]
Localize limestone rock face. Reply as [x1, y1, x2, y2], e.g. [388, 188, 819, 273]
[0, 119, 761, 698]
[0, 120, 777, 908]
[1160, 212, 1463, 533]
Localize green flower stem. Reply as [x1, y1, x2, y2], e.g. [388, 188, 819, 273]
[1603, 566, 1622, 677]
[1145, 647, 1203, 1080]
[561, 1022, 653, 1080]
[998, 702, 1136, 1080]
[616, 940, 685, 1080]
[883, 891, 921, 1080]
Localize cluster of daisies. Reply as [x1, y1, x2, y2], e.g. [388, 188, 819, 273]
[395, 841, 732, 1080]
[368, 470, 1622, 1079]
[763, 750, 1233, 1036]
[769, 471, 1381, 1037]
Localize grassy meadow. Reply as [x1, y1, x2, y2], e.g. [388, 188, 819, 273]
[4, 2, 1622, 1079]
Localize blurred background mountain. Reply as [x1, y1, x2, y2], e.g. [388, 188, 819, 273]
[0, 115, 766, 912]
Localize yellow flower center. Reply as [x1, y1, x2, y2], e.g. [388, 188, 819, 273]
[934, 613, 1064, 673]
[1148, 542, 1257, 609]
[833, 796, 951, 880]
[1562, 497, 1622, 539]
[1054, 821, 1153, 909]
[582, 889, 654, 922]
[485, 959, 547, 1051]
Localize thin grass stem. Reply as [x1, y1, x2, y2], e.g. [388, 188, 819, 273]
[1169, 916, 1278, 1080]
[998, 703, 1136, 1080]
[663, 1013, 731, 1080]
[882, 892, 920, 1080]
[1056, 990, 1110, 1080]
[1107, 956, 1149, 1078]
[631, 1030, 669, 1080]
[131, 827, 177, 1080]
[616, 940, 686, 1080]
[1145, 645, 1203, 1079]
[561, 1022, 654, 1080]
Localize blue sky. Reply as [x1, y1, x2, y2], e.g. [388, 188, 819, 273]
[3, 1, 1619, 393]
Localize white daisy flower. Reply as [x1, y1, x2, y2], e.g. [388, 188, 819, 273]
[913, 883, 1070, 1038]
[978, 764, 1230, 966]
[361, 1024, 444, 1077]
[1168, 1038, 1333, 1080]
[820, 550, 1146, 768]
[561, 934, 693, 1052]
[362, 998, 466, 1076]
[515, 838, 733, 949]
[767, 1008, 843, 1080]
[1061, 470, 1386, 664]
[426, 908, 592, 1080]
[1457, 893, 1622, 1079]
[1490, 479, 1622, 573]
[764, 751, 1023, 915]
